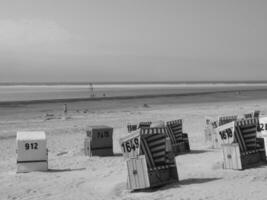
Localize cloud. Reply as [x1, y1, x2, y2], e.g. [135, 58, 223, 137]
[0, 19, 73, 47]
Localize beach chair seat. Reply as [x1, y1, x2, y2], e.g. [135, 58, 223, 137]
[166, 119, 190, 155]
[120, 127, 178, 190]
[217, 118, 266, 170]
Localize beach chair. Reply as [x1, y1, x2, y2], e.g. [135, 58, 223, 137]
[166, 119, 190, 155]
[257, 116, 267, 157]
[84, 126, 113, 156]
[204, 117, 220, 148]
[127, 123, 138, 133]
[16, 131, 48, 173]
[217, 118, 266, 170]
[243, 110, 260, 119]
[120, 127, 178, 190]
[243, 110, 261, 131]
[127, 121, 152, 133]
[138, 121, 152, 129]
[218, 115, 238, 126]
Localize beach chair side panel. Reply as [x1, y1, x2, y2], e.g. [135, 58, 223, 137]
[126, 155, 150, 190]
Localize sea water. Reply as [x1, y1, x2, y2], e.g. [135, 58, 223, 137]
[1, 82, 267, 103]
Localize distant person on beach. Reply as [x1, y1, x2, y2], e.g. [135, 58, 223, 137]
[89, 83, 95, 97]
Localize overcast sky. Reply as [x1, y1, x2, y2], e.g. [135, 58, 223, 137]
[0, 0, 266, 82]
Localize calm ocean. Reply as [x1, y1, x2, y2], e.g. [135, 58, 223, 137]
[1, 82, 267, 103]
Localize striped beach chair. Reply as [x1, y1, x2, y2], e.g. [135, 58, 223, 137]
[244, 110, 260, 119]
[243, 110, 261, 131]
[138, 121, 152, 129]
[120, 127, 178, 190]
[166, 119, 190, 155]
[218, 118, 266, 170]
[127, 121, 152, 133]
[218, 115, 238, 126]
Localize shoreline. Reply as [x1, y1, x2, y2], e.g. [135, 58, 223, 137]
[1, 88, 267, 106]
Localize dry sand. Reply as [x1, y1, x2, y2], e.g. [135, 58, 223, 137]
[1, 91, 267, 200]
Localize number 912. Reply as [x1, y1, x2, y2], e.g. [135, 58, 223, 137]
[25, 143, 38, 150]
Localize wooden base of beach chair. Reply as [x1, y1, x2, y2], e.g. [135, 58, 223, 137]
[17, 161, 48, 173]
[126, 155, 179, 190]
[222, 144, 266, 170]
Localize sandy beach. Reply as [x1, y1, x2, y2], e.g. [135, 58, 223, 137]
[1, 90, 267, 200]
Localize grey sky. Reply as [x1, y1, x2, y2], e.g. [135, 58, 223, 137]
[0, 0, 266, 82]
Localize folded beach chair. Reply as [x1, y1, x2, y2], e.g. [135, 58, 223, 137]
[166, 119, 190, 155]
[217, 118, 266, 170]
[120, 127, 178, 190]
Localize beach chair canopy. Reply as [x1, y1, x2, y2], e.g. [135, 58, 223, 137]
[166, 119, 183, 144]
[139, 127, 173, 169]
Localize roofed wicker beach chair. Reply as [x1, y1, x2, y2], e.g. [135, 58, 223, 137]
[244, 110, 260, 119]
[120, 127, 178, 190]
[217, 118, 266, 170]
[127, 123, 138, 133]
[127, 121, 152, 133]
[243, 110, 261, 131]
[138, 121, 152, 129]
[166, 119, 190, 155]
[218, 115, 238, 126]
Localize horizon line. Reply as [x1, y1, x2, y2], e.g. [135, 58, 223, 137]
[1, 80, 267, 85]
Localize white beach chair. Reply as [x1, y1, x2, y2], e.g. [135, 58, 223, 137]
[16, 131, 48, 173]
